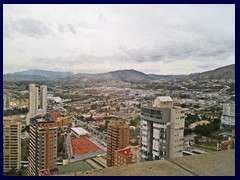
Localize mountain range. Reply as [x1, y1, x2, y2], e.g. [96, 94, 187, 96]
[3, 64, 235, 82]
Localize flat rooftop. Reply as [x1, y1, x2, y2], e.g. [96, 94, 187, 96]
[71, 127, 90, 136]
[71, 138, 102, 155]
[61, 149, 235, 176]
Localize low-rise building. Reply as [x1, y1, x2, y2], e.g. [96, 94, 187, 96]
[114, 146, 140, 166]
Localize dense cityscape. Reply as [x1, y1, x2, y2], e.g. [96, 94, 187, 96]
[3, 65, 235, 176]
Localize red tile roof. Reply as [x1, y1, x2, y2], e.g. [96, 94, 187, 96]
[71, 138, 102, 155]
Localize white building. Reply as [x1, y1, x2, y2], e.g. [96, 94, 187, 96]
[40, 85, 47, 114]
[29, 84, 38, 116]
[71, 127, 90, 137]
[27, 84, 47, 125]
[221, 102, 235, 127]
[141, 96, 185, 161]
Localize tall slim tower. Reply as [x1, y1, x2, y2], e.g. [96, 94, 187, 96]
[40, 85, 47, 114]
[141, 96, 185, 161]
[28, 114, 58, 176]
[3, 117, 21, 173]
[107, 121, 129, 167]
[29, 84, 38, 116]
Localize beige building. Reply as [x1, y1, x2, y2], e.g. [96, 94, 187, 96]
[28, 114, 58, 176]
[3, 117, 21, 173]
[107, 121, 129, 167]
[141, 96, 185, 161]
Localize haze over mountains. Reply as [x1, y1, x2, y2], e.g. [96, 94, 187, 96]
[3, 64, 235, 82]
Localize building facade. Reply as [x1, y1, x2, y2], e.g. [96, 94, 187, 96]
[221, 102, 235, 127]
[28, 114, 58, 176]
[3, 117, 21, 173]
[107, 121, 130, 167]
[141, 96, 185, 161]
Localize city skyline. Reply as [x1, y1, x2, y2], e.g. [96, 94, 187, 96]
[4, 4, 235, 74]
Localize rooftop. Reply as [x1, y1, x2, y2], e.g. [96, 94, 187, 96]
[116, 146, 140, 158]
[71, 127, 90, 136]
[71, 138, 102, 155]
[157, 96, 173, 102]
[61, 150, 235, 176]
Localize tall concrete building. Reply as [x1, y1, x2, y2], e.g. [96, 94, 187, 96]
[141, 96, 185, 161]
[3, 117, 21, 173]
[221, 102, 235, 127]
[40, 85, 47, 114]
[3, 95, 10, 110]
[28, 114, 58, 176]
[29, 84, 39, 116]
[27, 84, 48, 125]
[107, 121, 130, 167]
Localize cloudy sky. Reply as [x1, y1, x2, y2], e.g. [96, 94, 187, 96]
[3, 4, 235, 75]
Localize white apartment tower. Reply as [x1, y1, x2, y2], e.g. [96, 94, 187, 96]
[221, 102, 235, 127]
[27, 84, 47, 125]
[141, 96, 185, 161]
[29, 84, 38, 116]
[40, 85, 47, 114]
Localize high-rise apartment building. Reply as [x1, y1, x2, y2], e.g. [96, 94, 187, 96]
[27, 84, 47, 125]
[40, 85, 47, 114]
[3, 95, 10, 110]
[141, 96, 185, 161]
[28, 114, 58, 176]
[221, 102, 235, 127]
[107, 121, 129, 167]
[3, 117, 21, 173]
[29, 84, 39, 116]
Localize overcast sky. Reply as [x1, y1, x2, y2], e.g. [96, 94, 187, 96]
[3, 4, 235, 75]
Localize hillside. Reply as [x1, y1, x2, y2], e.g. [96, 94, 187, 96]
[188, 64, 235, 80]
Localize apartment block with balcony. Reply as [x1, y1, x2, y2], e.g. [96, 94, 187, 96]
[28, 113, 58, 176]
[107, 121, 129, 167]
[3, 117, 21, 173]
[141, 96, 185, 161]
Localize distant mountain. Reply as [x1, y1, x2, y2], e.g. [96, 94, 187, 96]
[4, 69, 74, 81]
[13, 69, 74, 77]
[4, 64, 234, 82]
[188, 64, 235, 80]
[74, 69, 150, 82]
[148, 74, 188, 80]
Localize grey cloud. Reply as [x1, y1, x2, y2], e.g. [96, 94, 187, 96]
[3, 21, 13, 39]
[10, 18, 54, 38]
[58, 24, 77, 34]
[119, 37, 234, 63]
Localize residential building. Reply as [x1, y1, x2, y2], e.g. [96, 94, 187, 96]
[3, 117, 21, 173]
[141, 96, 185, 161]
[28, 113, 58, 176]
[3, 95, 10, 110]
[27, 84, 48, 125]
[107, 121, 129, 167]
[29, 84, 38, 116]
[40, 85, 47, 114]
[114, 146, 140, 166]
[221, 102, 235, 127]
